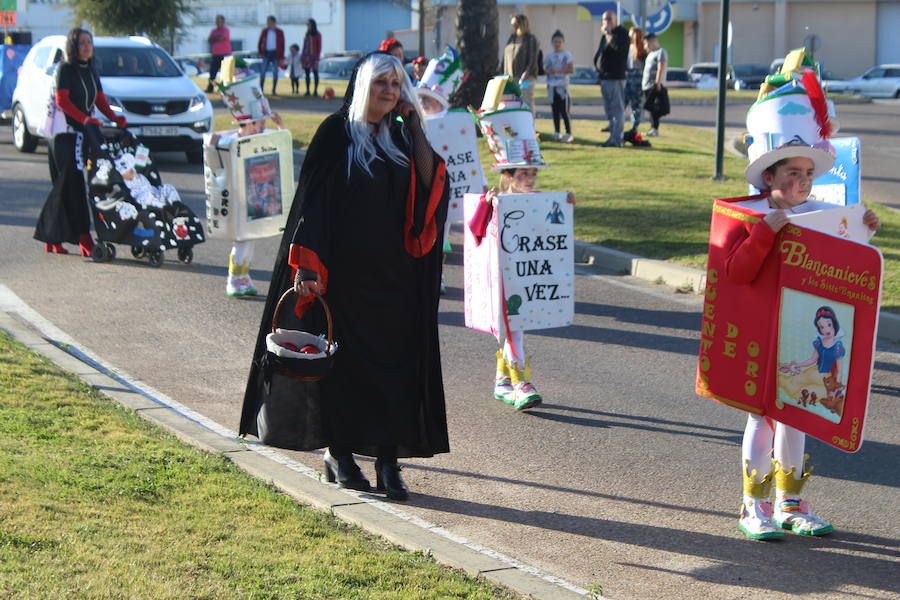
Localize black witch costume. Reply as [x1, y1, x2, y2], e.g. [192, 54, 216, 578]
[240, 54, 451, 462]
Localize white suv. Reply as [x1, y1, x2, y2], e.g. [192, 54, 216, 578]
[11, 35, 213, 163]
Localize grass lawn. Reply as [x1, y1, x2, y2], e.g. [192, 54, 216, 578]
[211, 110, 899, 312]
[0, 332, 520, 600]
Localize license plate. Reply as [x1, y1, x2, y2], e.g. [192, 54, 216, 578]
[142, 126, 179, 137]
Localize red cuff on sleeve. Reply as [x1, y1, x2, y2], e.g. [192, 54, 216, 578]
[95, 91, 117, 122]
[403, 158, 446, 258]
[288, 245, 329, 317]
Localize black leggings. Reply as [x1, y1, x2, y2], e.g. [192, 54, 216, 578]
[551, 88, 571, 134]
[648, 112, 661, 129]
[305, 68, 319, 93]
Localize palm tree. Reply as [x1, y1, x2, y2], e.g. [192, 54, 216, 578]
[453, 0, 498, 109]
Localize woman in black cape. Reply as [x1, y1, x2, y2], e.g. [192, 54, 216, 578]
[240, 52, 450, 501]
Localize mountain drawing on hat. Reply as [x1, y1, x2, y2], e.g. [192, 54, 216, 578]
[778, 101, 811, 115]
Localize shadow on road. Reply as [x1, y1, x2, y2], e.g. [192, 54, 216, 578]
[416, 493, 900, 597]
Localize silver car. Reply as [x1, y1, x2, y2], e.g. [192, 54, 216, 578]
[11, 35, 213, 163]
[826, 65, 900, 98]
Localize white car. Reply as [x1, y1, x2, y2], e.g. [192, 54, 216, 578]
[826, 65, 900, 98]
[11, 35, 213, 162]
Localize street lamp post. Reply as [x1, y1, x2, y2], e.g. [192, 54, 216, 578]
[712, 0, 730, 180]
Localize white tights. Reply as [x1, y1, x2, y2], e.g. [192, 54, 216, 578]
[742, 413, 805, 480]
[501, 330, 525, 369]
[229, 240, 255, 275]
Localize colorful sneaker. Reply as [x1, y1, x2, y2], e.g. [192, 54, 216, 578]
[513, 381, 542, 411]
[739, 496, 784, 540]
[493, 376, 515, 405]
[226, 277, 244, 296]
[240, 275, 258, 296]
[774, 496, 833, 536]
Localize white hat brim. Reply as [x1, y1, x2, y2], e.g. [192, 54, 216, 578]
[744, 146, 834, 190]
[491, 163, 550, 173]
[415, 88, 449, 110]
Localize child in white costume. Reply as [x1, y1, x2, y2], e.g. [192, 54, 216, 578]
[471, 77, 575, 411]
[415, 46, 487, 295]
[210, 57, 286, 296]
[725, 61, 879, 540]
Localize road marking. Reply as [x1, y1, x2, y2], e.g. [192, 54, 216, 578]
[0, 283, 595, 599]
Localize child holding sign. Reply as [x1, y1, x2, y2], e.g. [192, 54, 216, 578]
[721, 68, 879, 540]
[482, 167, 575, 410]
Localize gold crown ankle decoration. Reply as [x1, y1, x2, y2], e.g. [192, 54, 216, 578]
[742, 459, 775, 498]
[773, 454, 812, 495]
[508, 357, 533, 384]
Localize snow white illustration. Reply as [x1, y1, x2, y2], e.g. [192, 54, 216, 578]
[778, 305, 848, 422]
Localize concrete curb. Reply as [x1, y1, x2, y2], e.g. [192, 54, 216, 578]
[0, 292, 592, 600]
[574, 240, 900, 341]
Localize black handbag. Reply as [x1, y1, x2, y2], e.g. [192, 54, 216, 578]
[644, 85, 670, 117]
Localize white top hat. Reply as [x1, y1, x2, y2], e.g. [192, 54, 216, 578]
[744, 72, 835, 190]
[217, 58, 273, 125]
[415, 46, 464, 110]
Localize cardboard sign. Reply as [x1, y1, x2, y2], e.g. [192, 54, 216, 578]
[203, 128, 294, 242]
[464, 192, 574, 336]
[696, 198, 882, 452]
[424, 109, 484, 223]
[810, 137, 861, 206]
[788, 203, 871, 243]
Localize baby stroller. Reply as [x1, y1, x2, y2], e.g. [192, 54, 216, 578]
[86, 129, 205, 267]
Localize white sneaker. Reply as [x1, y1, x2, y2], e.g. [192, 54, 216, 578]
[773, 495, 833, 536]
[645, 128, 659, 137]
[739, 496, 784, 540]
[562, 133, 574, 143]
[226, 277, 243, 296]
[554, 132, 562, 141]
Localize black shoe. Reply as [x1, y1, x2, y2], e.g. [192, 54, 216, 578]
[304, 91, 311, 97]
[601, 125, 610, 132]
[323, 450, 371, 491]
[599, 139, 623, 148]
[205, 84, 214, 93]
[375, 459, 409, 501]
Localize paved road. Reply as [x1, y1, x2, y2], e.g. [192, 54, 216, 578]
[568, 98, 900, 210]
[1, 126, 899, 600]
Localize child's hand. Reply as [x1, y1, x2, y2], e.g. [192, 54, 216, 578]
[485, 187, 498, 206]
[764, 209, 790, 233]
[863, 209, 880, 231]
[566, 191, 576, 205]
[271, 111, 284, 129]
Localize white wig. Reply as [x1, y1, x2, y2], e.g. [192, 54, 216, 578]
[346, 53, 425, 177]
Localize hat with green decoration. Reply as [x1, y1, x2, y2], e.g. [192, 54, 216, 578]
[744, 70, 835, 190]
[415, 46, 465, 110]
[217, 56, 273, 124]
[473, 76, 547, 172]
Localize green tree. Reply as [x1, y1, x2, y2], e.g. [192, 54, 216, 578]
[453, 0, 498, 110]
[66, 0, 192, 52]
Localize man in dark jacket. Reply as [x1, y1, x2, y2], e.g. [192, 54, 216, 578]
[258, 15, 285, 95]
[593, 11, 629, 147]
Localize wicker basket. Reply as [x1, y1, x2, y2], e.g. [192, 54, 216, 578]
[263, 289, 336, 381]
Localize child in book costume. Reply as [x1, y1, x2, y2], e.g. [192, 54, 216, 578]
[698, 60, 880, 540]
[205, 57, 288, 296]
[240, 53, 449, 501]
[466, 77, 575, 411]
[414, 46, 486, 295]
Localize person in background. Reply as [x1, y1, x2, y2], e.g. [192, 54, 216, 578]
[288, 43, 302, 95]
[34, 27, 126, 256]
[206, 15, 231, 93]
[412, 55, 428, 81]
[301, 18, 322, 97]
[503, 14, 540, 119]
[257, 15, 285, 95]
[625, 27, 647, 137]
[642, 33, 668, 137]
[544, 30, 574, 142]
[379, 38, 405, 62]
[593, 10, 629, 147]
